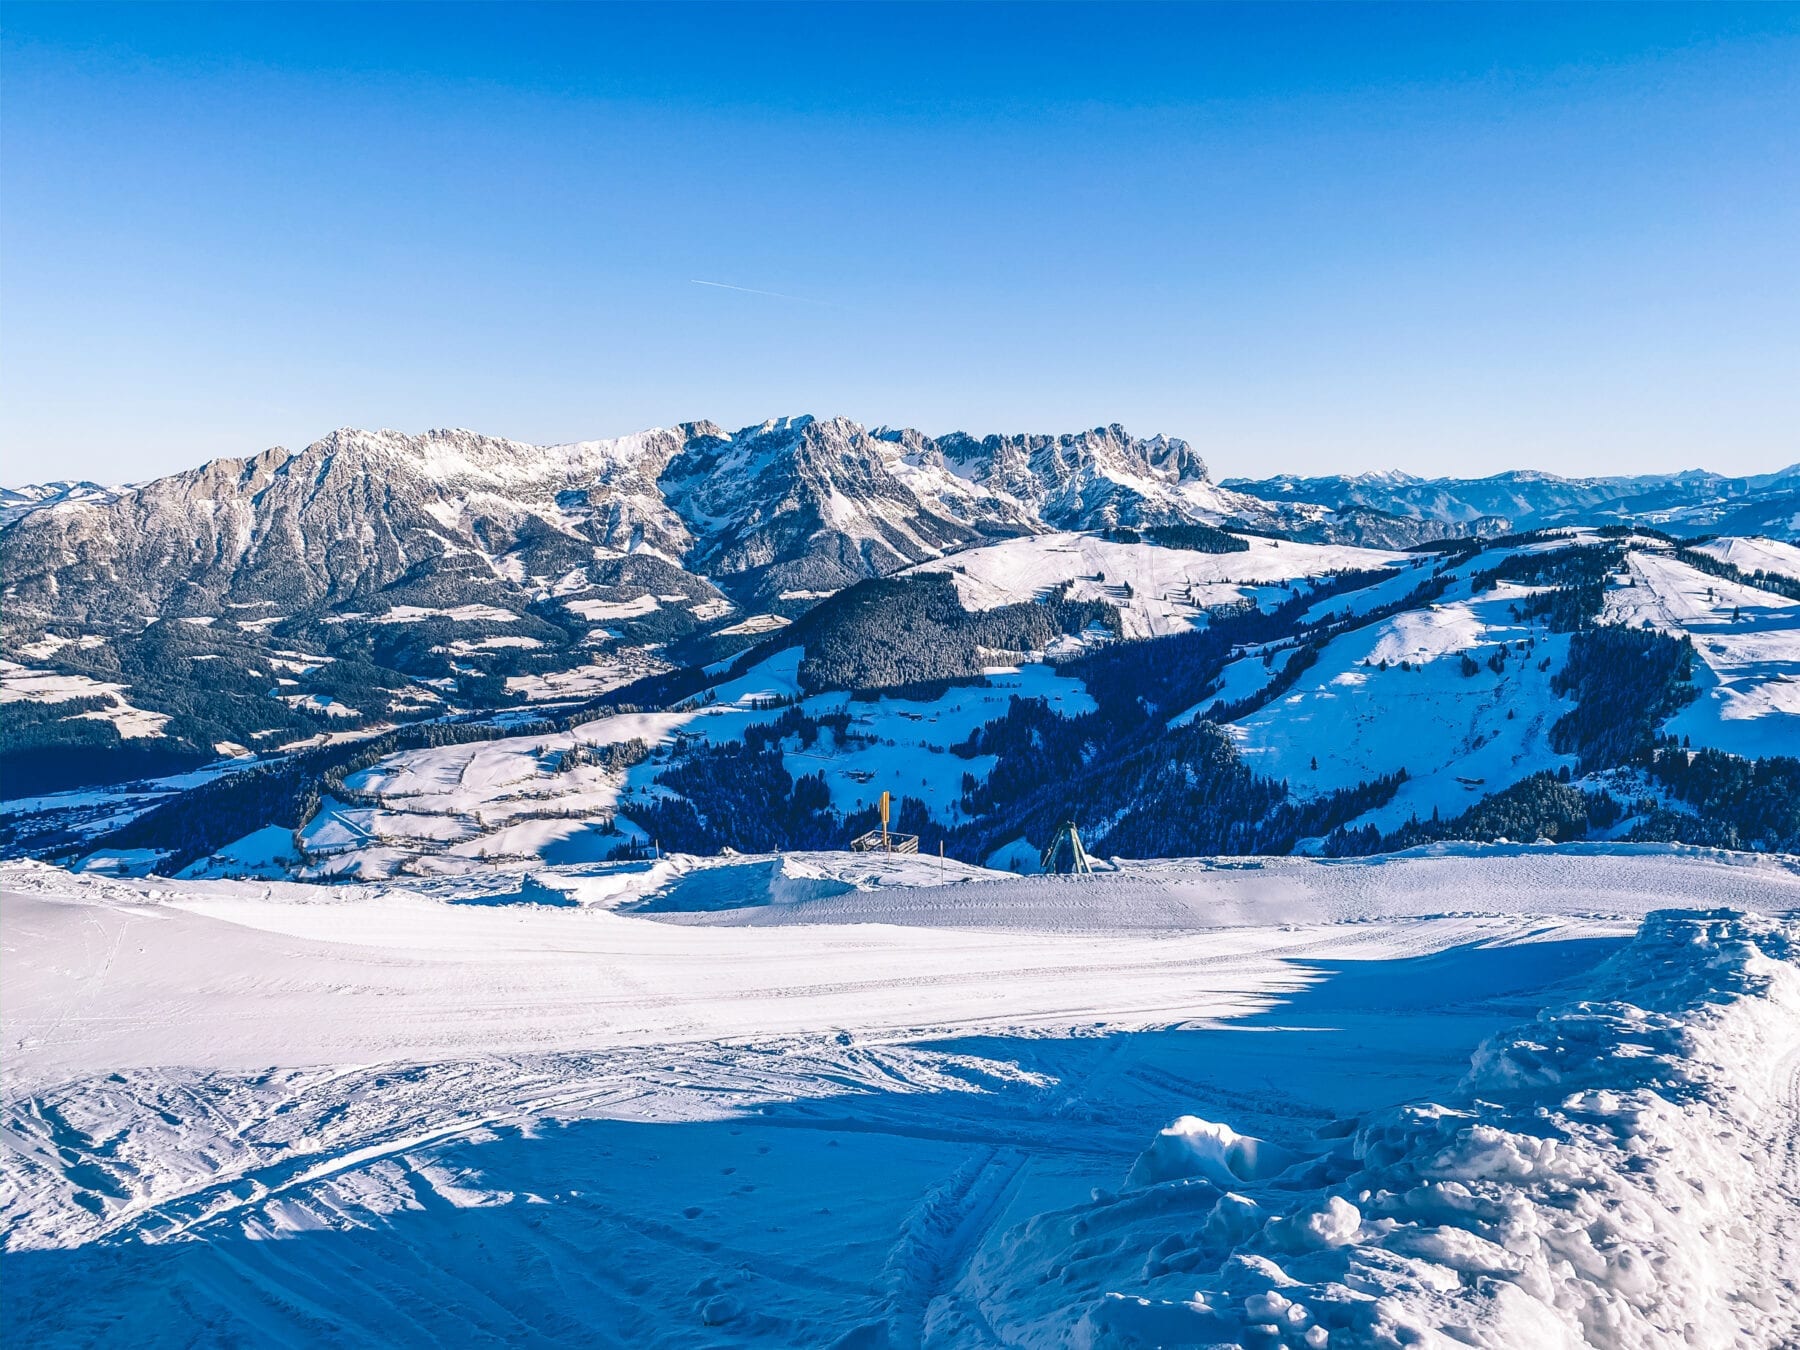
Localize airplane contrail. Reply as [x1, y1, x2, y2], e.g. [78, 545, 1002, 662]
[690, 279, 831, 305]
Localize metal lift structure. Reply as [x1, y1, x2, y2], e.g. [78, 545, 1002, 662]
[849, 791, 920, 855]
[1040, 819, 1094, 875]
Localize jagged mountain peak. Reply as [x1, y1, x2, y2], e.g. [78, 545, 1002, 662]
[0, 413, 1514, 629]
[322, 424, 684, 484]
[937, 422, 1210, 485]
[736, 413, 817, 438]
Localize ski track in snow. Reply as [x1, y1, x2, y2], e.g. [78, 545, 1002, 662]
[4, 849, 1799, 1347]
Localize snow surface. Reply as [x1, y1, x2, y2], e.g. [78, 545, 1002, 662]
[767, 662, 1097, 825]
[0, 660, 171, 738]
[566, 594, 664, 622]
[1227, 581, 1574, 835]
[272, 723, 397, 754]
[433, 635, 544, 654]
[960, 909, 1800, 1349]
[503, 646, 672, 702]
[11, 633, 106, 661]
[331, 603, 522, 625]
[1690, 535, 1800, 582]
[717, 612, 792, 636]
[910, 532, 1410, 639]
[277, 692, 360, 718]
[4, 847, 1798, 1346]
[178, 825, 301, 879]
[347, 710, 683, 807]
[1604, 550, 1800, 759]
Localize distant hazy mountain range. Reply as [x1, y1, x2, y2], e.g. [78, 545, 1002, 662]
[1225, 464, 1800, 539]
[0, 479, 116, 528]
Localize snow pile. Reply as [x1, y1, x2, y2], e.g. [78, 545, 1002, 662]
[955, 909, 1800, 1349]
[620, 848, 1004, 914]
[1126, 1116, 1302, 1190]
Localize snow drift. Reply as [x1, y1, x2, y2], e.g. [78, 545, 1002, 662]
[951, 909, 1800, 1349]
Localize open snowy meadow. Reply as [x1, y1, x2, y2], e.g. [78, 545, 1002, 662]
[4, 845, 1797, 1348]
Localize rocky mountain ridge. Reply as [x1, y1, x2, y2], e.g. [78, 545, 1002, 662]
[3, 416, 1450, 628]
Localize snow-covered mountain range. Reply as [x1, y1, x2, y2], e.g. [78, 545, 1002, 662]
[3, 416, 1796, 880]
[0, 416, 1486, 628]
[0, 479, 117, 528]
[1227, 464, 1800, 538]
[7, 445, 1798, 1336]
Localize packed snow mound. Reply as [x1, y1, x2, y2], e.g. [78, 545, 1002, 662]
[954, 909, 1800, 1349]
[1126, 1116, 1302, 1190]
[619, 850, 1004, 913]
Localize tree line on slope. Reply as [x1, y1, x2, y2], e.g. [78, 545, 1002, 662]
[1322, 771, 1623, 855]
[0, 696, 205, 799]
[1469, 543, 1626, 632]
[1668, 544, 1800, 603]
[610, 706, 870, 856]
[1316, 617, 1800, 856]
[589, 572, 1120, 712]
[1062, 566, 1400, 723]
[948, 699, 1406, 863]
[1102, 522, 1250, 553]
[0, 615, 473, 797]
[1631, 746, 1800, 853]
[788, 574, 1118, 695]
[583, 555, 1419, 863]
[1548, 626, 1697, 772]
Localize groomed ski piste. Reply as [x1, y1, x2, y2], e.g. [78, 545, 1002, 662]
[5, 844, 1799, 1348]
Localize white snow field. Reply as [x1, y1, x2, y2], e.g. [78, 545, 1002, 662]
[1603, 550, 1800, 761]
[1220, 539, 1800, 835]
[1224, 584, 1577, 835]
[1690, 536, 1800, 583]
[909, 532, 1412, 640]
[4, 846, 1799, 1348]
[0, 660, 172, 739]
[252, 650, 1099, 880]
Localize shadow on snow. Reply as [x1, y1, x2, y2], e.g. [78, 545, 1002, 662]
[4, 934, 1625, 1348]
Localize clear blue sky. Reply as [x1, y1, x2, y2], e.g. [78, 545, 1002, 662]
[3, 3, 1796, 486]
